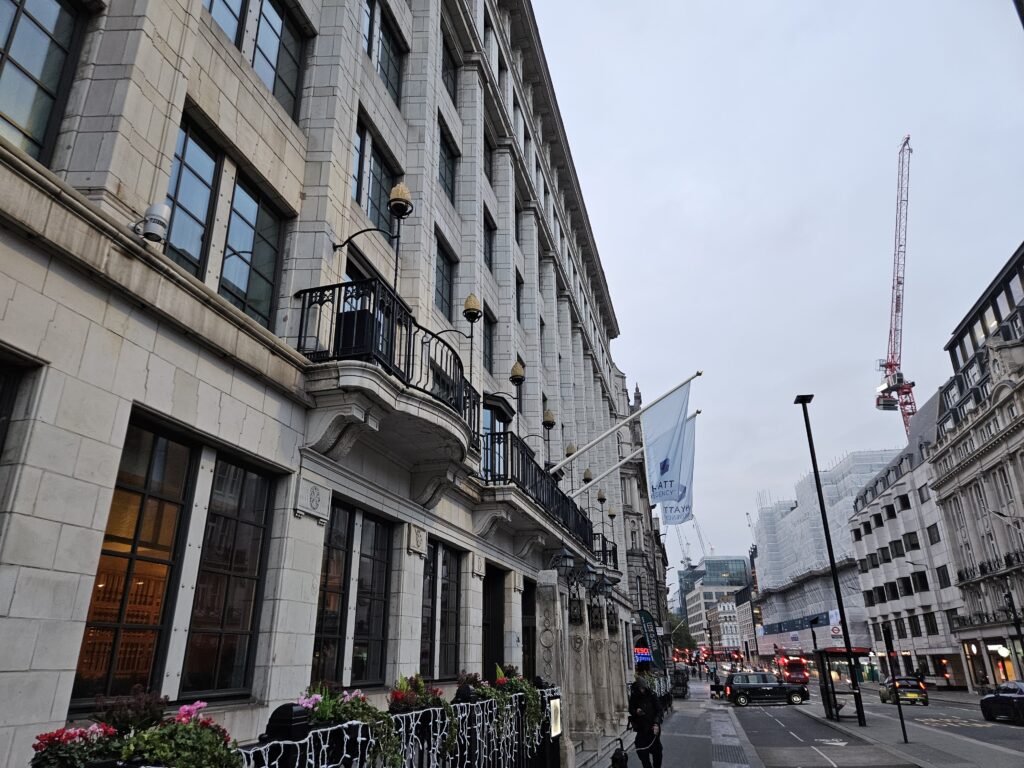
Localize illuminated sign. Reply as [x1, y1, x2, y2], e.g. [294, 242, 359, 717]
[549, 697, 562, 738]
[634, 646, 653, 663]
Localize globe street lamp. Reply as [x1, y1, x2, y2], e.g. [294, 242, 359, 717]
[332, 182, 414, 292]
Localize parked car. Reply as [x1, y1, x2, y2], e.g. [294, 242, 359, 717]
[724, 671, 809, 707]
[980, 681, 1024, 724]
[879, 676, 929, 705]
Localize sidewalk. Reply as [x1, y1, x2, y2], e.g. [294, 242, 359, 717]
[796, 701, 1022, 768]
[856, 681, 980, 706]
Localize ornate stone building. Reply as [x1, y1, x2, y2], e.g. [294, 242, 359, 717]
[0, 1, 647, 765]
[929, 241, 1024, 689]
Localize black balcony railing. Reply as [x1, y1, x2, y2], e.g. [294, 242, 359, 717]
[952, 611, 1014, 630]
[957, 549, 1024, 585]
[592, 533, 618, 568]
[480, 430, 594, 551]
[296, 279, 479, 440]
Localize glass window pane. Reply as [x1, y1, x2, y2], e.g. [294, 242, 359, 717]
[150, 437, 190, 499]
[88, 555, 129, 623]
[253, 51, 275, 91]
[176, 167, 212, 218]
[0, 1, 17, 46]
[9, 15, 67, 84]
[223, 577, 255, 630]
[221, 252, 250, 292]
[25, 0, 73, 46]
[109, 629, 159, 694]
[216, 632, 247, 689]
[136, 499, 180, 557]
[117, 425, 154, 488]
[182, 633, 219, 691]
[166, 213, 204, 268]
[204, 513, 236, 570]
[0, 63, 54, 140]
[231, 521, 262, 575]
[72, 627, 115, 699]
[210, 0, 240, 42]
[183, 135, 216, 181]
[124, 560, 169, 626]
[211, 461, 245, 514]
[104, 490, 142, 552]
[192, 570, 228, 629]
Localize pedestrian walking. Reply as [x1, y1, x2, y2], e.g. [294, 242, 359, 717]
[628, 677, 663, 768]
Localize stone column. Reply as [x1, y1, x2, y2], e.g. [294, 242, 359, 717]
[567, 589, 597, 750]
[536, 570, 576, 768]
[385, 523, 428, 683]
[461, 553, 487, 674]
[504, 570, 524, 673]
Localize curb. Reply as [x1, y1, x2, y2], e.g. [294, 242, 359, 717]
[794, 706, 938, 768]
[726, 706, 766, 768]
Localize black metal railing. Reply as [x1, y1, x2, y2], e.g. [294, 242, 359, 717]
[296, 279, 480, 441]
[591, 533, 618, 568]
[480, 431, 593, 552]
[952, 611, 1014, 630]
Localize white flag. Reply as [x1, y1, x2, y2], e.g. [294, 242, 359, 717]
[641, 381, 691, 505]
[660, 415, 696, 525]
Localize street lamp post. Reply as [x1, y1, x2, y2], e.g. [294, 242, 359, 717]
[332, 183, 414, 293]
[794, 394, 867, 727]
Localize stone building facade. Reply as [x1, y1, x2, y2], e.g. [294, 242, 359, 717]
[850, 395, 969, 688]
[928, 240, 1024, 689]
[0, 1, 647, 765]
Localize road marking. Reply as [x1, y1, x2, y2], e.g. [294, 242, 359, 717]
[756, 706, 788, 727]
[815, 738, 848, 746]
[788, 730, 805, 742]
[811, 745, 839, 767]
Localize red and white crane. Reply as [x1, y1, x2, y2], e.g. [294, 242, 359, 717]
[876, 135, 917, 436]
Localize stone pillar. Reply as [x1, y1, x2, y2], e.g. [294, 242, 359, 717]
[504, 570, 524, 673]
[386, 523, 428, 683]
[567, 590, 597, 749]
[461, 553, 487, 674]
[536, 570, 576, 768]
[588, 608, 612, 735]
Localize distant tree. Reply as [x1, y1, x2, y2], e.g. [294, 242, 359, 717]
[672, 621, 695, 650]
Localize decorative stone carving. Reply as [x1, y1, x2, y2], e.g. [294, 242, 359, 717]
[986, 337, 1024, 394]
[471, 553, 486, 579]
[513, 532, 547, 560]
[473, 507, 512, 538]
[410, 460, 467, 509]
[305, 396, 381, 460]
[512, 571, 524, 593]
[407, 524, 427, 557]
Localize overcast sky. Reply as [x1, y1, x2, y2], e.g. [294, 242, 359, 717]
[533, 1, 1024, 589]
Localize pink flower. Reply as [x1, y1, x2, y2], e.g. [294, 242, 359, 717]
[175, 701, 208, 723]
[298, 693, 323, 709]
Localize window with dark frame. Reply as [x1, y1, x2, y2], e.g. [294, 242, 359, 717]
[438, 545, 460, 678]
[441, 36, 458, 104]
[367, 141, 397, 231]
[483, 213, 496, 271]
[219, 178, 282, 329]
[911, 570, 929, 592]
[903, 531, 921, 551]
[0, 361, 25, 458]
[438, 123, 457, 203]
[923, 612, 939, 635]
[897, 576, 913, 597]
[483, 136, 494, 183]
[311, 501, 353, 685]
[165, 124, 219, 277]
[252, 0, 303, 118]
[890, 538, 905, 557]
[376, 9, 403, 105]
[361, 0, 373, 54]
[894, 617, 907, 639]
[918, 484, 930, 503]
[482, 309, 495, 374]
[352, 121, 366, 202]
[908, 614, 922, 637]
[203, 0, 245, 43]
[351, 514, 392, 686]
[434, 239, 455, 320]
[0, 0, 81, 162]
[927, 523, 940, 545]
[515, 271, 524, 321]
[937, 564, 951, 589]
[419, 540, 438, 674]
[180, 457, 272, 696]
[73, 423, 193, 703]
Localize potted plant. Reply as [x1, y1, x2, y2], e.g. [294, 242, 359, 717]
[31, 724, 120, 768]
[298, 685, 400, 766]
[118, 702, 240, 768]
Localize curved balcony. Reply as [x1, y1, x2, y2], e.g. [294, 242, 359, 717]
[296, 279, 480, 480]
[479, 430, 594, 552]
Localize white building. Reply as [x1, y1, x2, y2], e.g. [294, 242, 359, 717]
[0, 1, 648, 765]
[753, 450, 900, 656]
[850, 395, 969, 687]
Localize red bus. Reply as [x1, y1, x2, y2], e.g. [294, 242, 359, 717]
[775, 649, 810, 684]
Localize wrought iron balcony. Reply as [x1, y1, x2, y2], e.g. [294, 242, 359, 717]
[957, 550, 1024, 585]
[952, 611, 1014, 631]
[592, 532, 619, 568]
[296, 278, 480, 439]
[479, 430, 594, 552]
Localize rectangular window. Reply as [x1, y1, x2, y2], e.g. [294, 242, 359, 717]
[165, 124, 219, 277]
[923, 612, 939, 635]
[438, 123, 457, 203]
[181, 457, 272, 696]
[73, 423, 193, 703]
[253, 0, 303, 117]
[367, 142, 397, 231]
[879, 546, 892, 563]
[873, 586, 886, 604]
[376, 11, 403, 104]
[937, 565, 951, 589]
[434, 240, 454, 320]
[438, 545, 460, 678]
[872, 512, 884, 528]
[0, 0, 80, 161]
[918, 484, 930, 503]
[483, 214, 496, 271]
[911, 571, 929, 592]
[352, 123, 365, 201]
[312, 502, 353, 684]
[514, 201, 522, 244]
[419, 540, 437, 674]
[885, 505, 897, 520]
[890, 538, 905, 557]
[868, 553, 879, 568]
[872, 623, 882, 642]
[927, 523, 940, 545]
[858, 558, 868, 574]
[361, 0, 373, 54]
[863, 590, 874, 607]
[885, 582, 899, 601]
[515, 271, 524, 321]
[897, 576, 914, 597]
[482, 310, 496, 374]
[895, 617, 907, 639]
[0, 361, 25, 457]
[351, 514, 391, 685]
[441, 36, 458, 103]
[483, 136, 494, 183]
[204, 0, 244, 43]
[219, 179, 281, 329]
[908, 614, 921, 638]
[852, 528, 862, 542]
[903, 531, 921, 551]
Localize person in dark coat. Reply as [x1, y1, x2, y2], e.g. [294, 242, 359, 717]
[628, 678, 663, 768]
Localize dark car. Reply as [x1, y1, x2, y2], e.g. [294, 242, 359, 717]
[879, 676, 929, 705]
[724, 671, 809, 707]
[980, 681, 1024, 724]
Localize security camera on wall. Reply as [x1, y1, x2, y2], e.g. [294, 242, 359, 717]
[132, 202, 170, 243]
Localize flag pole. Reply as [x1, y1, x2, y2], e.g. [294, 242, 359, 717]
[547, 370, 703, 475]
[569, 410, 701, 500]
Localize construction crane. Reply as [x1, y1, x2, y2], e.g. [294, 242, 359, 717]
[875, 135, 917, 436]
